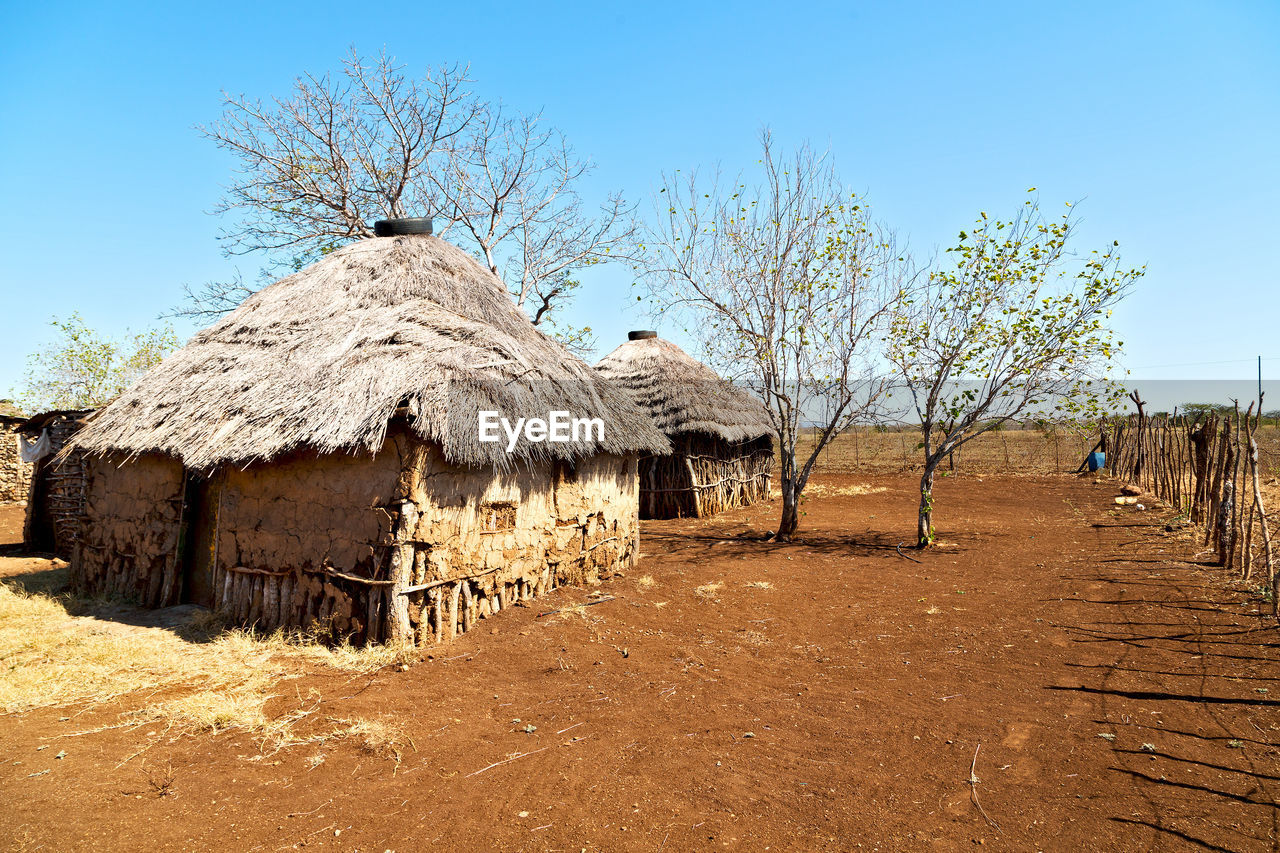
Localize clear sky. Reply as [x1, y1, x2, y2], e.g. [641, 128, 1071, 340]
[2, 0, 1277, 401]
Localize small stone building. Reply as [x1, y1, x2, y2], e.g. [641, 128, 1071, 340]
[595, 332, 774, 518]
[69, 224, 669, 645]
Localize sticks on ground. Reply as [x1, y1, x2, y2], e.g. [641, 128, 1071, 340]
[967, 743, 1000, 832]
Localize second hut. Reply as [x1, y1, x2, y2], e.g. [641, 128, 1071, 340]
[595, 331, 774, 518]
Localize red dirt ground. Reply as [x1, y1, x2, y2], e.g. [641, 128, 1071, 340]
[2, 474, 1278, 852]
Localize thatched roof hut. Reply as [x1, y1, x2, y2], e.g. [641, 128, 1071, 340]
[71, 226, 669, 646]
[595, 332, 774, 518]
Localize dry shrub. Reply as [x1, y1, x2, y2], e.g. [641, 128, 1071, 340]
[694, 581, 725, 599]
[326, 717, 415, 766]
[556, 603, 590, 621]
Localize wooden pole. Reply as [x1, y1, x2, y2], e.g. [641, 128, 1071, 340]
[386, 501, 418, 649]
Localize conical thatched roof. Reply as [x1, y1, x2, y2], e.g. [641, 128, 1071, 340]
[594, 334, 774, 443]
[74, 235, 669, 470]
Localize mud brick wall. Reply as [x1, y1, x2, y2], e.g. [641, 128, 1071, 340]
[73, 452, 185, 604]
[212, 435, 408, 640]
[70, 428, 642, 647]
[399, 451, 640, 646]
[0, 427, 31, 504]
[217, 439, 405, 574]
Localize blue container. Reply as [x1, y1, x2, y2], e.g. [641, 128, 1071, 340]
[1086, 451, 1106, 472]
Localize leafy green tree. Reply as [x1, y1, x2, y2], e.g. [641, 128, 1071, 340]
[1180, 402, 1233, 422]
[15, 314, 180, 412]
[636, 131, 914, 540]
[888, 195, 1142, 547]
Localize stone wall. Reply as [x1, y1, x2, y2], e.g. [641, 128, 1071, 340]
[73, 452, 185, 604]
[0, 424, 31, 505]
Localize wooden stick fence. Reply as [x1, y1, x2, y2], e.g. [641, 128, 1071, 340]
[1102, 400, 1278, 614]
[640, 433, 773, 518]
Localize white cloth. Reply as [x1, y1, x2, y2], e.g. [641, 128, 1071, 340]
[19, 429, 51, 463]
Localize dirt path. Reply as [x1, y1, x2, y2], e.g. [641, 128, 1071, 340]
[1, 476, 1277, 851]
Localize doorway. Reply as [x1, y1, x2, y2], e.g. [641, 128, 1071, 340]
[179, 471, 219, 608]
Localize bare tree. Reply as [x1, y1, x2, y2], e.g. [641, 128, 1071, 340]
[636, 131, 914, 541]
[202, 48, 476, 261]
[437, 106, 637, 347]
[172, 272, 257, 322]
[183, 49, 631, 348]
[887, 195, 1142, 547]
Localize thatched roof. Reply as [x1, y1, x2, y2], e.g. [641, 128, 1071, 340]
[20, 408, 94, 435]
[594, 334, 774, 443]
[73, 236, 669, 470]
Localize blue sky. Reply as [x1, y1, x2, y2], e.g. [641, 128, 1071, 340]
[2, 0, 1278, 400]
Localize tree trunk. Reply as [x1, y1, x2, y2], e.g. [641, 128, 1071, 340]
[917, 465, 937, 549]
[776, 480, 799, 541]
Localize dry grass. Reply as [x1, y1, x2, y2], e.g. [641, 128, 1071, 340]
[327, 716, 415, 765]
[636, 575, 655, 588]
[555, 603, 591, 621]
[745, 580, 774, 589]
[804, 483, 887, 497]
[0, 576, 400, 753]
[797, 427, 1096, 475]
[694, 581, 725, 599]
[786, 424, 1280, 479]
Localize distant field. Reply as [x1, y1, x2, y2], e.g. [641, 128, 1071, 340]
[797, 425, 1280, 477]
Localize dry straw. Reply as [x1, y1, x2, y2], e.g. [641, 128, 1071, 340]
[73, 235, 669, 470]
[594, 336, 773, 442]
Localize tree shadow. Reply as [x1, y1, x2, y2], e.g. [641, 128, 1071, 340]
[0, 562, 223, 641]
[1110, 766, 1274, 807]
[1107, 817, 1238, 852]
[1113, 748, 1280, 783]
[1047, 684, 1280, 708]
[641, 526, 927, 560]
[1064, 661, 1280, 684]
